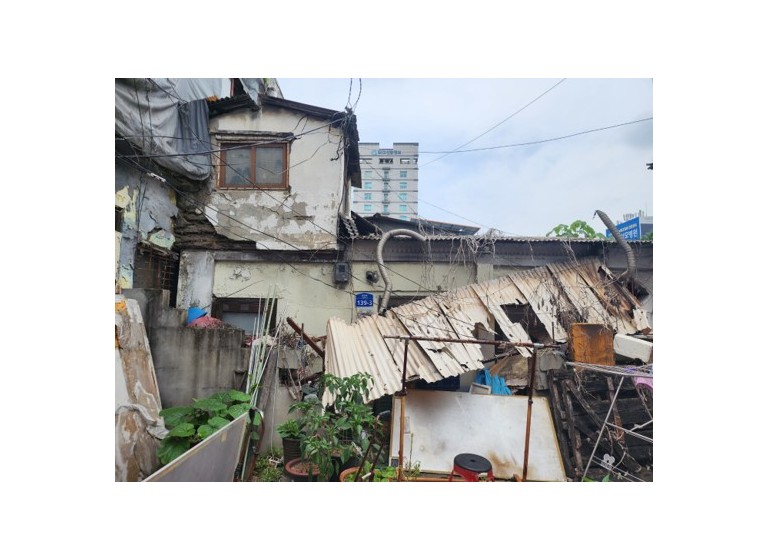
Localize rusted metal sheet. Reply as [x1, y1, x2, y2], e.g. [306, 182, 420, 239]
[569, 323, 615, 365]
[576, 263, 641, 333]
[509, 267, 571, 343]
[470, 276, 534, 357]
[390, 390, 566, 481]
[144, 412, 248, 482]
[547, 260, 616, 327]
[388, 297, 479, 378]
[323, 259, 651, 403]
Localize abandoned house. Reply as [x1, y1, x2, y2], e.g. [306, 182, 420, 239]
[115, 78, 653, 482]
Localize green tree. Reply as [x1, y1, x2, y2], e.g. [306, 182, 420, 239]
[546, 220, 607, 239]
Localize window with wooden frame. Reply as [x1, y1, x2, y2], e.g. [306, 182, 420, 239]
[218, 142, 288, 190]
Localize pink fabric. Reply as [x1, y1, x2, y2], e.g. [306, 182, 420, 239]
[188, 316, 226, 328]
[634, 376, 653, 390]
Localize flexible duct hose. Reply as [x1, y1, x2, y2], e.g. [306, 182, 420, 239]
[376, 229, 427, 312]
[595, 210, 636, 281]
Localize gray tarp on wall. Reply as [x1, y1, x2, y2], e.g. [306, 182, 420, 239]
[116, 78, 237, 181]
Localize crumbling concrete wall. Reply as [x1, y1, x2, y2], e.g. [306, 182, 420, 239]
[124, 289, 250, 409]
[115, 162, 178, 290]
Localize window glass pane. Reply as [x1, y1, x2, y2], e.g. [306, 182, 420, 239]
[364, 171, 372, 178]
[364, 204, 372, 211]
[225, 146, 252, 185]
[399, 204, 407, 212]
[255, 147, 283, 184]
[364, 193, 371, 200]
[399, 193, 407, 201]
[222, 311, 264, 333]
[364, 182, 372, 189]
[400, 182, 407, 189]
[400, 171, 407, 178]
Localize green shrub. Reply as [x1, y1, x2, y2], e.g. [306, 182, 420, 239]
[157, 389, 256, 466]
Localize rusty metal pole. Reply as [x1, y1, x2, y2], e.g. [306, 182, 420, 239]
[397, 339, 410, 482]
[522, 349, 538, 482]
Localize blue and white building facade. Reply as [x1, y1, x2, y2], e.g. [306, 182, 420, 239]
[354, 142, 419, 220]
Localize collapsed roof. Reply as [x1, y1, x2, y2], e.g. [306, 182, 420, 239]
[324, 256, 651, 405]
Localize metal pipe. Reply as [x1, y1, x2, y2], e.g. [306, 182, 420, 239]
[396, 339, 410, 482]
[595, 209, 636, 282]
[376, 229, 427, 312]
[383, 334, 559, 349]
[286, 317, 325, 358]
[522, 350, 537, 481]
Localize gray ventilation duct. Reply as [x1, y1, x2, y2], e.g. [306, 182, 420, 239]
[376, 229, 427, 312]
[595, 210, 636, 282]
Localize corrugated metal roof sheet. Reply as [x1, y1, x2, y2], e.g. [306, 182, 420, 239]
[470, 276, 534, 358]
[324, 258, 651, 403]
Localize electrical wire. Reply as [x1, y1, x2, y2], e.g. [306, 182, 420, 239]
[421, 78, 567, 167]
[118, 80, 644, 342]
[421, 117, 653, 154]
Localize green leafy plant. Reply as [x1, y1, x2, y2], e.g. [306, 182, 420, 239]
[343, 460, 420, 482]
[276, 418, 303, 440]
[157, 389, 254, 465]
[547, 220, 607, 239]
[251, 452, 283, 482]
[583, 474, 612, 482]
[298, 372, 377, 481]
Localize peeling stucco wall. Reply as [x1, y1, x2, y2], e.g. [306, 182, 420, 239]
[212, 260, 351, 335]
[115, 162, 179, 289]
[205, 106, 346, 251]
[177, 251, 215, 310]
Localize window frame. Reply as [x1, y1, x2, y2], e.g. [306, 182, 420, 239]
[211, 297, 278, 335]
[217, 141, 289, 190]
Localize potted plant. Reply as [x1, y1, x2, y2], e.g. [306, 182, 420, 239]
[284, 457, 321, 481]
[340, 461, 420, 482]
[276, 418, 303, 464]
[298, 372, 377, 482]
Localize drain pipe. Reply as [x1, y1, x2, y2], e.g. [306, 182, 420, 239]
[595, 210, 636, 282]
[376, 228, 427, 312]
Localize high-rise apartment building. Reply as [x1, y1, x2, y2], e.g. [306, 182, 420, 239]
[354, 142, 418, 220]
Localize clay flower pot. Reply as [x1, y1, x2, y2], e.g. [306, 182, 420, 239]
[339, 466, 363, 482]
[284, 458, 320, 482]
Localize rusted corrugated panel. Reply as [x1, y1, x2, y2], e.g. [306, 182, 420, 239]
[470, 276, 534, 357]
[387, 297, 479, 378]
[509, 267, 570, 343]
[575, 263, 640, 333]
[324, 258, 651, 404]
[547, 260, 617, 328]
[569, 323, 615, 365]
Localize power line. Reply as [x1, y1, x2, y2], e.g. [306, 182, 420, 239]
[422, 78, 567, 167]
[421, 117, 653, 154]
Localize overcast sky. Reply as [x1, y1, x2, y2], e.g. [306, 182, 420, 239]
[278, 78, 652, 237]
